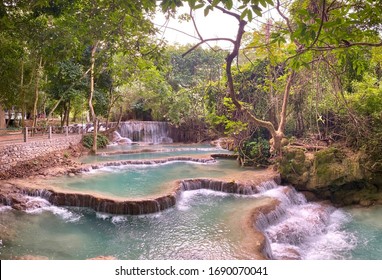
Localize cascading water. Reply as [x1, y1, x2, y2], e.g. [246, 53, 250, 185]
[118, 121, 173, 144]
[254, 183, 357, 260]
[111, 131, 132, 145]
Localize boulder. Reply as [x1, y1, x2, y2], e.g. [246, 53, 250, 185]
[279, 146, 382, 206]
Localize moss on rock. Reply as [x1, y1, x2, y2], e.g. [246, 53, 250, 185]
[278, 147, 312, 187]
[279, 146, 382, 206]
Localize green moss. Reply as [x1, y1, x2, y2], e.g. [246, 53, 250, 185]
[279, 147, 310, 186]
[312, 148, 348, 187]
[315, 148, 344, 165]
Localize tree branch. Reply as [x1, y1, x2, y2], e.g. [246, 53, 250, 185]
[276, 0, 293, 34]
[277, 70, 295, 133]
[182, 37, 235, 57]
[207, 0, 241, 20]
[306, 0, 326, 50]
[190, 8, 204, 41]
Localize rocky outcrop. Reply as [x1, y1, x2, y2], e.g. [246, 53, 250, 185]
[279, 146, 382, 206]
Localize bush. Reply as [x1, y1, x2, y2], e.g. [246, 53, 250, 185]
[82, 133, 109, 149]
[238, 137, 270, 166]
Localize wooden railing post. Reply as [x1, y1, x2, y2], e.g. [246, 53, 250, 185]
[24, 127, 28, 142]
[48, 126, 52, 139]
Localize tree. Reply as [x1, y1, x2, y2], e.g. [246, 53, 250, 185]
[165, 45, 225, 125]
[58, 0, 157, 153]
[160, 0, 382, 154]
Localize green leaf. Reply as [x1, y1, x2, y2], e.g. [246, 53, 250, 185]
[247, 9, 253, 22]
[194, 3, 205, 9]
[251, 5, 262, 17]
[211, 0, 221, 7]
[225, 0, 233, 10]
[204, 6, 211, 16]
[240, 9, 248, 20]
[259, 0, 267, 8]
[310, 30, 316, 41]
[188, 0, 197, 8]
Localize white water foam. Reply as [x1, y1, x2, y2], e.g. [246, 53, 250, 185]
[95, 211, 163, 222]
[0, 205, 12, 212]
[177, 189, 230, 211]
[256, 182, 357, 260]
[89, 160, 217, 174]
[25, 196, 82, 223]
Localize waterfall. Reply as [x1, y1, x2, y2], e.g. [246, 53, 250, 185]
[254, 183, 356, 260]
[118, 121, 173, 144]
[111, 131, 132, 145]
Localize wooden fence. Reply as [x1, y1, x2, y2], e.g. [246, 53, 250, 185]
[0, 125, 86, 144]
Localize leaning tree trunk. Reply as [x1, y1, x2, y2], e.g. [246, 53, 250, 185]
[220, 12, 295, 156]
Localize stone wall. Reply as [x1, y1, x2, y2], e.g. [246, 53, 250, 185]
[0, 135, 82, 171]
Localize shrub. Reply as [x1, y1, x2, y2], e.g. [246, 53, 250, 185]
[238, 137, 270, 166]
[82, 133, 109, 149]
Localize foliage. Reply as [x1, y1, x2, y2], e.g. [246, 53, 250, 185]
[163, 45, 226, 126]
[82, 133, 109, 149]
[238, 137, 271, 166]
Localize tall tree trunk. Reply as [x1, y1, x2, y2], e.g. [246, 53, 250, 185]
[66, 99, 70, 126]
[32, 56, 43, 128]
[89, 42, 99, 154]
[105, 86, 114, 129]
[0, 104, 6, 133]
[20, 58, 26, 127]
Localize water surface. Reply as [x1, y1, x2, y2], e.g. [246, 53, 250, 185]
[47, 160, 247, 198]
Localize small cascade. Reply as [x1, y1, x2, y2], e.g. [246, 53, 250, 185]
[23, 187, 178, 215]
[254, 183, 356, 260]
[111, 131, 132, 145]
[118, 121, 173, 144]
[180, 179, 259, 195]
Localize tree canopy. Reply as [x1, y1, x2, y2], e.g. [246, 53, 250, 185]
[0, 0, 381, 162]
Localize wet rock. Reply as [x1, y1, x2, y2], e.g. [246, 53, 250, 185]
[301, 191, 319, 202]
[12, 203, 27, 211]
[359, 199, 373, 207]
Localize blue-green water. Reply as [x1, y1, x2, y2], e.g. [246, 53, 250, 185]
[344, 206, 382, 259]
[0, 192, 268, 260]
[1, 143, 382, 260]
[47, 160, 246, 198]
[2, 190, 381, 260]
[82, 144, 231, 164]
